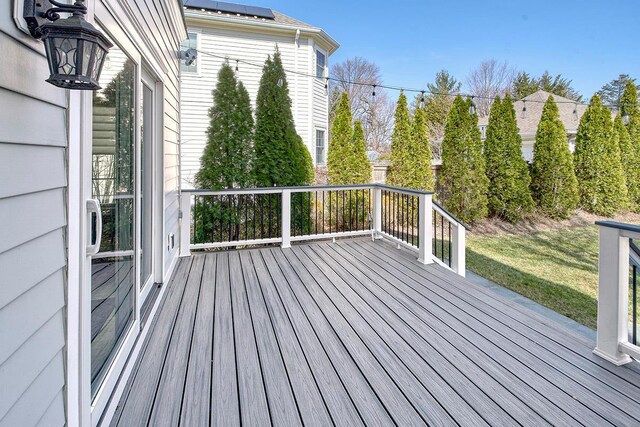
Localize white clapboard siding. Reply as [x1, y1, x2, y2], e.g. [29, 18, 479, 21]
[121, 0, 186, 278]
[180, 14, 334, 188]
[0, 17, 67, 425]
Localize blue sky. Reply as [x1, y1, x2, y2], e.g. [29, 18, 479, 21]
[245, 0, 639, 99]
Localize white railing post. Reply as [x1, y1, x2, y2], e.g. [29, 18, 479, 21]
[593, 225, 632, 365]
[179, 192, 192, 257]
[417, 193, 433, 264]
[281, 189, 291, 249]
[373, 187, 382, 238]
[451, 223, 466, 277]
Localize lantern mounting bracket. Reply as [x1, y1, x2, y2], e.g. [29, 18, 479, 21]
[24, 0, 87, 39]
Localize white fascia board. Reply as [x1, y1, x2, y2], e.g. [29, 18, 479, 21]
[184, 11, 339, 54]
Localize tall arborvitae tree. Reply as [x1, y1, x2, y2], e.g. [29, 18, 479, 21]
[484, 94, 533, 222]
[531, 96, 579, 218]
[194, 63, 254, 243]
[614, 114, 639, 211]
[254, 48, 313, 186]
[408, 106, 434, 191]
[387, 91, 413, 187]
[328, 92, 354, 184]
[574, 94, 628, 216]
[440, 96, 489, 223]
[352, 120, 371, 183]
[620, 82, 640, 210]
[195, 62, 253, 190]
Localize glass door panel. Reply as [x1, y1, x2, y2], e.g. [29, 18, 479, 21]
[90, 38, 136, 398]
[140, 82, 153, 291]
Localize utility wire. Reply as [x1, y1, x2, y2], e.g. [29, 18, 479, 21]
[194, 48, 632, 110]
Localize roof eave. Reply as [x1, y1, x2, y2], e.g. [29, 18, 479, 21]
[184, 9, 339, 54]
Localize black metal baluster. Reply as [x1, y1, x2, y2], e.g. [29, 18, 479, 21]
[441, 214, 444, 263]
[411, 195, 414, 246]
[634, 264, 638, 345]
[322, 191, 325, 234]
[260, 194, 264, 239]
[355, 190, 359, 231]
[433, 211, 437, 257]
[315, 191, 318, 235]
[448, 222, 452, 267]
[328, 191, 332, 234]
[416, 196, 420, 247]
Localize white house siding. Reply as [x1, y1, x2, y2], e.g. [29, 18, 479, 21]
[0, 0, 185, 425]
[180, 15, 332, 188]
[0, 4, 68, 424]
[121, 0, 185, 278]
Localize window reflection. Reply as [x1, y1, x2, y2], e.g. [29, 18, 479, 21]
[90, 31, 136, 398]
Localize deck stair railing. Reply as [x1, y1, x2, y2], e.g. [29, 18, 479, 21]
[180, 184, 468, 276]
[594, 221, 640, 364]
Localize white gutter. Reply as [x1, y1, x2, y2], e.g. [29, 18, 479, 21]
[184, 9, 340, 54]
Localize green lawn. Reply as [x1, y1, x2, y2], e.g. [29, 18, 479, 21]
[466, 225, 599, 329]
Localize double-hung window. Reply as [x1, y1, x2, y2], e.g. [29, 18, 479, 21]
[180, 33, 198, 73]
[316, 50, 326, 78]
[316, 130, 326, 164]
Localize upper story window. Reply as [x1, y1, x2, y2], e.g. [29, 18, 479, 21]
[180, 33, 198, 73]
[316, 129, 326, 164]
[316, 50, 326, 78]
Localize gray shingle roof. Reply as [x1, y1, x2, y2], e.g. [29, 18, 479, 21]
[478, 90, 587, 135]
[183, 0, 319, 31]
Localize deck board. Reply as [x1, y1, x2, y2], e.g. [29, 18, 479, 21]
[112, 238, 640, 427]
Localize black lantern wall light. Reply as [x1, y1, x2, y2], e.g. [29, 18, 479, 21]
[24, 0, 112, 90]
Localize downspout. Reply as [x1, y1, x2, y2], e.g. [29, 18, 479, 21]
[294, 28, 300, 123]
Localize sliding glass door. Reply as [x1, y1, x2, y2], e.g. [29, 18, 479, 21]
[90, 34, 136, 399]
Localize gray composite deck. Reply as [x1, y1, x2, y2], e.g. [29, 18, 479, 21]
[111, 238, 640, 426]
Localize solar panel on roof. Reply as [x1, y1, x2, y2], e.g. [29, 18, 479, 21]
[183, 0, 275, 19]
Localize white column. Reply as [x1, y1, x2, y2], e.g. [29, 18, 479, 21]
[179, 193, 191, 257]
[418, 194, 433, 264]
[281, 190, 291, 248]
[593, 225, 632, 365]
[373, 187, 382, 238]
[451, 223, 466, 277]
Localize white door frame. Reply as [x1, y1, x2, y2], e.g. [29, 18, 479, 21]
[66, 1, 169, 425]
[81, 5, 143, 425]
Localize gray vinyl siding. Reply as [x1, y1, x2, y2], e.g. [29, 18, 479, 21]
[0, 4, 68, 424]
[179, 21, 325, 187]
[121, 0, 185, 277]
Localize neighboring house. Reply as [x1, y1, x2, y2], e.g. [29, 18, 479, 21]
[0, 1, 186, 425]
[179, 0, 339, 188]
[478, 90, 588, 162]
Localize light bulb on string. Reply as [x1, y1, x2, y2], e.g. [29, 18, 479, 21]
[235, 59, 239, 72]
[521, 100, 527, 119]
[277, 76, 284, 87]
[420, 91, 425, 107]
[325, 77, 329, 91]
[573, 103, 579, 121]
[469, 96, 476, 115]
[372, 85, 376, 98]
[623, 111, 630, 125]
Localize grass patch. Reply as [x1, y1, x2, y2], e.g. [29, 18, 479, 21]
[467, 225, 599, 329]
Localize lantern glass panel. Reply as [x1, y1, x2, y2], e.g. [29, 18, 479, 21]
[55, 37, 78, 75]
[82, 40, 95, 76]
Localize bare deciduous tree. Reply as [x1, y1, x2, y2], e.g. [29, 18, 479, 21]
[330, 57, 394, 153]
[465, 59, 515, 116]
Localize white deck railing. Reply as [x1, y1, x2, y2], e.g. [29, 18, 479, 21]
[179, 184, 467, 276]
[594, 221, 640, 364]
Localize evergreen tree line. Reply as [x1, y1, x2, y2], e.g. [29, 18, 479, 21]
[194, 49, 313, 243]
[196, 48, 312, 191]
[438, 81, 640, 224]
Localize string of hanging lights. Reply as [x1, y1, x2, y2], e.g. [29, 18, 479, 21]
[195, 48, 636, 112]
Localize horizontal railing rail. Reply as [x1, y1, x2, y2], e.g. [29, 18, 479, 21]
[179, 184, 467, 276]
[594, 221, 640, 365]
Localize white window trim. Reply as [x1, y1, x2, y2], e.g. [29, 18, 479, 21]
[315, 47, 327, 79]
[315, 128, 327, 165]
[181, 31, 201, 76]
